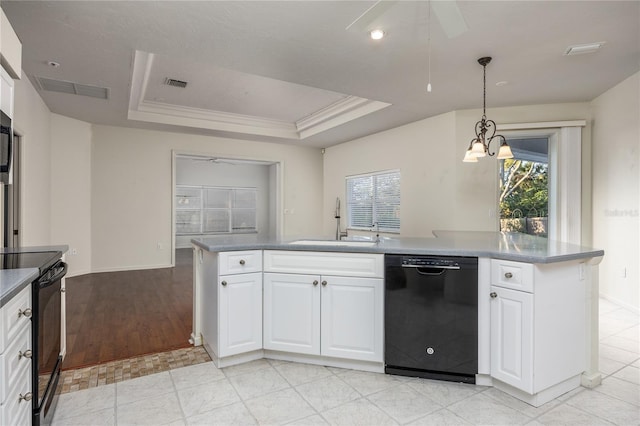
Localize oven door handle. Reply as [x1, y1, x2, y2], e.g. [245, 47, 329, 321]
[37, 261, 68, 288]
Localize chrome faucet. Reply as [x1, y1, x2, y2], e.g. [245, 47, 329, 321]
[335, 197, 348, 240]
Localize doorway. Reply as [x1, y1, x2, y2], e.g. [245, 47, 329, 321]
[499, 137, 549, 237]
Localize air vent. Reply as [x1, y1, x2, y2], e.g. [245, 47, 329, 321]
[35, 76, 109, 99]
[564, 42, 605, 56]
[165, 78, 188, 88]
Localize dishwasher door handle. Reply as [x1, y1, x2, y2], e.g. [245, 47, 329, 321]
[401, 264, 461, 270]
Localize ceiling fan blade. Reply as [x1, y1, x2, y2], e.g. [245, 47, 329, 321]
[431, 1, 468, 39]
[345, 0, 398, 32]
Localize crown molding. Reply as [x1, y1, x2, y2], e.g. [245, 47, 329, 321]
[128, 50, 391, 141]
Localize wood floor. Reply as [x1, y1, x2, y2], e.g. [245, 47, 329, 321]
[62, 249, 193, 370]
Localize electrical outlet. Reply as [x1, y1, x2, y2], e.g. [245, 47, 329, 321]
[157, 242, 163, 250]
[620, 267, 627, 278]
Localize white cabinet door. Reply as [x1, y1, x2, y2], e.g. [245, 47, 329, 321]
[263, 273, 320, 355]
[321, 276, 383, 362]
[219, 272, 263, 357]
[490, 285, 534, 393]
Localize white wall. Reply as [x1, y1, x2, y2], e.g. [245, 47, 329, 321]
[323, 111, 457, 238]
[91, 125, 323, 272]
[591, 72, 640, 311]
[175, 157, 273, 248]
[50, 113, 92, 276]
[12, 76, 52, 246]
[324, 103, 592, 240]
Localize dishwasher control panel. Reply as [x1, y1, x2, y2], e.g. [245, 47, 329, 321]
[401, 257, 460, 268]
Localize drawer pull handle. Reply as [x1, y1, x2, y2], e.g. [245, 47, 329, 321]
[313, 280, 318, 286]
[18, 308, 32, 318]
[221, 281, 227, 287]
[490, 292, 497, 299]
[239, 259, 246, 265]
[504, 272, 513, 279]
[19, 349, 32, 360]
[19, 392, 32, 403]
[321, 280, 327, 286]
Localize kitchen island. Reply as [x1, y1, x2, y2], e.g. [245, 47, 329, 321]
[191, 231, 603, 407]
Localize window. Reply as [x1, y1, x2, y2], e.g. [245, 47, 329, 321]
[346, 170, 400, 232]
[498, 137, 549, 238]
[176, 185, 257, 235]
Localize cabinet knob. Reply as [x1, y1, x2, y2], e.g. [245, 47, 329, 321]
[18, 308, 32, 318]
[19, 392, 32, 403]
[321, 280, 327, 286]
[490, 292, 497, 299]
[61, 288, 66, 293]
[313, 280, 318, 286]
[221, 281, 227, 287]
[19, 349, 32, 360]
[239, 259, 246, 265]
[504, 272, 513, 279]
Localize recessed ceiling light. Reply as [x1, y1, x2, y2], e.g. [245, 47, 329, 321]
[47, 61, 60, 68]
[564, 42, 605, 56]
[370, 29, 385, 40]
[496, 81, 508, 87]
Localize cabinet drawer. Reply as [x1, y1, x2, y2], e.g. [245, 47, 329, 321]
[264, 250, 384, 278]
[219, 250, 262, 275]
[0, 362, 31, 426]
[0, 323, 31, 405]
[0, 286, 32, 354]
[491, 259, 534, 293]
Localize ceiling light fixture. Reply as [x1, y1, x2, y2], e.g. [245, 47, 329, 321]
[462, 57, 513, 163]
[426, 0, 432, 92]
[370, 29, 385, 40]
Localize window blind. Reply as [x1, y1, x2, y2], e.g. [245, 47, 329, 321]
[346, 170, 400, 232]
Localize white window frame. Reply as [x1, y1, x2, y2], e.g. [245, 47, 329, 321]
[175, 185, 258, 235]
[345, 169, 400, 233]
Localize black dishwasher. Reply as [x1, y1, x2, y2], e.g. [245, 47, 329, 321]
[384, 255, 478, 384]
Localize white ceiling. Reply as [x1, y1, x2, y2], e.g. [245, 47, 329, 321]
[2, 1, 639, 148]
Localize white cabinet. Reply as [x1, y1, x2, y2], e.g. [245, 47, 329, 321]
[490, 285, 533, 392]
[320, 275, 383, 362]
[489, 259, 586, 406]
[0, 286, 32, 426]
[263, 251, 384, 363]
[0, 67, 14, 118]
[201, 250, 262, 362]
[263, 273, 320, 355]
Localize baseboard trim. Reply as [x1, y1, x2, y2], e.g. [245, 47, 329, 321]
[89, 263, 175, 274]
[599, 294, 640, 314]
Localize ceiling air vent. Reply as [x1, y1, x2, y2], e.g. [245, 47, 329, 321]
[165, 78, 188, 88]
[35, 76, 109, 99]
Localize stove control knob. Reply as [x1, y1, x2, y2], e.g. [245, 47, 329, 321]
[426, 347, 434, 355]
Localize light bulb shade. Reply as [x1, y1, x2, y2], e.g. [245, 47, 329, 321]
[470, 140, 486, 157]
[497, 142, 514, 159]
[463, 149, 478, 162]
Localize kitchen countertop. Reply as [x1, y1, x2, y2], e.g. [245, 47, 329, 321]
[191, 231, 604, 264]
[0, 245, 69, 254]
[0, 268, 39, 308]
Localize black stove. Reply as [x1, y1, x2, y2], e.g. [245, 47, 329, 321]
[0, 250, 66, 425]
[0, 251, 62, 275]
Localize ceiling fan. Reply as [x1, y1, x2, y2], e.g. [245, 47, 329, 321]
[345, 0, 469, 39]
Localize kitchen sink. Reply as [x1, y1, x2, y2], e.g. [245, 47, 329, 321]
[288, 239, 377, 247]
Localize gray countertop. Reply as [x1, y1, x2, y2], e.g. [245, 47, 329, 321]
[0, 268, 39, 308]
[191, 231, 604, 264]
[0, 245, 69, 254]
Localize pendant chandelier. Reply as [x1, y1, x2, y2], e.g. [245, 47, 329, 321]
[462, 57, 513, 163]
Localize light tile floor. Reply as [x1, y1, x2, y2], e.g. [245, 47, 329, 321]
[52, 299, 639, 425]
